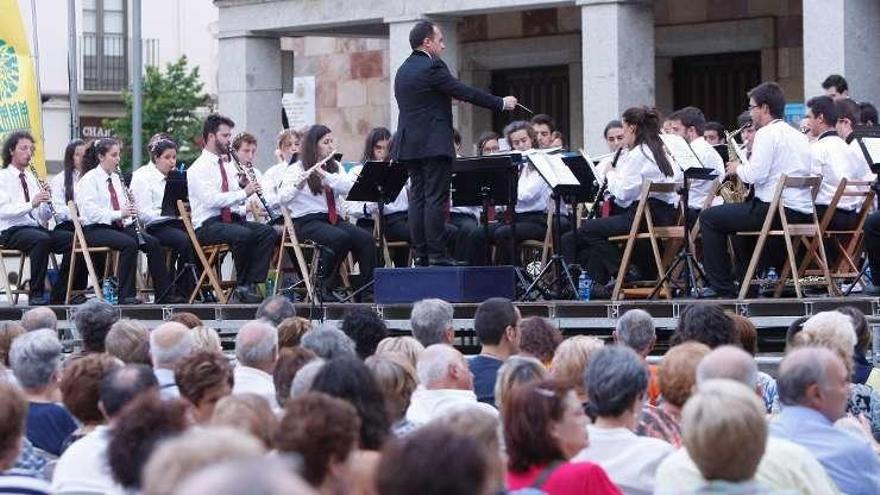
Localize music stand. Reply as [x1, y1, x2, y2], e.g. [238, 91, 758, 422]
[161, 170, 188, 217]
[844, 151, 880, 296]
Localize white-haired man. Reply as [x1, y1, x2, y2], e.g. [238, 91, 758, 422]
[150, 322, 195, 399]
[613, 308, 660, 404]
[232, 320, 279, 408]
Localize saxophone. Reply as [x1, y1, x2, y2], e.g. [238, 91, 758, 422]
[719, 123, 752, 203]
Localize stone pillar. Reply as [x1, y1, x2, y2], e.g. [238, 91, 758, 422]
[578, 0, 655, 153]
[217, 31, 282, 170]
[803, 0, 880, 102]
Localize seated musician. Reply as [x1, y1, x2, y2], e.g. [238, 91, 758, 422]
[561, 107, 681, 295]
[229, 132, 275, 223]
[278, 125, 376, 302]
[130, 136, 197, 299]
[0, 131, 73, 305]
[187, 114, 278, 304]
[596, 120, 625, 180]
[50, 138, 92, 302]
[666, 106, 725, 226]
[76, 138, 177, 304]
[262, 129, 302, 225]
[699, 82, 813, 298]
[703, 121, 726, 146]
[530, 114, 557, 149]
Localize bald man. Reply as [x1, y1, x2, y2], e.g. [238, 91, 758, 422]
[696, 345, 758, 390]
[20, 307, 58, 331]
[232, 320, 279, 408]
[149, 322, 195, 399]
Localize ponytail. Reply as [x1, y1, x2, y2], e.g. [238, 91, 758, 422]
[622, 106, 674, 177]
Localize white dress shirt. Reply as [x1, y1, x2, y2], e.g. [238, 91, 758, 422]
[278, 160, 354, 218]
[262, 160, 293, 210]
[405, 387, 499, 426]
[50, 170, 79, 222]
[75, 166, 133, 227]
[187, 149, 249, 229]
[232, 365, 278, 409]
[51, 425, 122, 494]
[514, 164, 552, 213]
[683, 136, 725, 210]
[572, 425, 673, 495]
[737, 119, 813, 214]
[130, 162, 175, 225]
[810, 131, 874, 210]
[608, 144, 681, 208]
[153, 367, 180, 400]
[0, 165, 52, 233]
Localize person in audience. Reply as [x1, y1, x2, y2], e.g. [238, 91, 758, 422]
[0, 322, 25, 382]
[772, 347, 880, 493]
[494, 355, 547, 412]
[341, 307, 389, 359]
[518, 317, 562, 366]
[291, 359, 326, 399]
[9, 330, 76, 457]
[836, 306, 874, 385]
[273, 347, 317, 407]
[504, 380, 620, 494]
[59, 354, 122, 449]
[72, 299, 119, 354]
[407, 344, 498, 424]
[232, 320, 279, 408]
[190, 326, 223, 353]
[104, 319, 151, 365]
[365, 354, 418, 437]
[670, 304, 737, 348]
[613, 309, 660, 405]
[549, 335, 605, 414]
[470, 297, 521, 405]
[696, 345, 758, 390]
[575, 346, 673, 494]
[175, 351, 234, 423]
[377, 425, 492, 495]
[210, 394, 277, 449]
[141, 427, 265, 495]
[107, 394, 189, 491]
[52, 365, 159, 494]
[300, 324, 357, 360]
[20, 307, 57, 332]
[275, 392, 360, 494]
[730, 314, 777, 412]
[409, 298, 455, 347]
[277, 316, 311, 348]
[430, 408, 506, 494]
[637, 341, 710, 447]
[150, 321, 195, 399]
[172, 457, 315, 495]
[375, 336, 424, 371]
[255, 295, 296, 326]
[168, 312, 203, 329]
[0, 381, 50, 494]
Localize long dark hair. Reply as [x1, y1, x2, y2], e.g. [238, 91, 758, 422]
[361, 127, 391, 163]
[82, 138, 120, 175]
[622, 106, 674, 177]
[2, 130, 34, 167]
[301, 125, 339, 196]
[63, 139, 85, 202]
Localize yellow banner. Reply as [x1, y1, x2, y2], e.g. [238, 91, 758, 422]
[0, 0, 46, 175]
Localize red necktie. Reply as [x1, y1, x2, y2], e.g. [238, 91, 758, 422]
[107, 177, 123, 228]
[324, 187, 338, 224]
[486, 205, 496, 222]
[19, 173, 30, 202]
[218, 158, 232, 223]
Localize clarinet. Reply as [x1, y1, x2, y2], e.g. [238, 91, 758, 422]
[225, 144, 280, 223]
[113, 166, 147, 246]
[27, 162, 61, 226]
[587, 147, 623, 220]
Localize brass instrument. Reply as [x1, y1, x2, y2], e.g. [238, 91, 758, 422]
[113, 166, 147, 246]
[27, 162, 61, 226]
[224, 144, 280, 223]
[587, 147, 623, 220]
[719, 123, 752, 203]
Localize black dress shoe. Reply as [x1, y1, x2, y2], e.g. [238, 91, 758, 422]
[413, 256, 429, 267]
[317, 284, 343, 303]
[695, 286, 736, 299]
[232, 286, 262, 304]
[119, 297, 142, 305]
[157, 293, 186, 304]
[29, 295, 51, 306]
[429, 256, 465, 267]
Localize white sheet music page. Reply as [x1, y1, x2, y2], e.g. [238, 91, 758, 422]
[861, 137, 880, 165]
[527, 151, 580, 188]
[660, 134, 703, 170]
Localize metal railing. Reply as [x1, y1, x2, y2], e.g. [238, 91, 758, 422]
[80, 33, 159, 92]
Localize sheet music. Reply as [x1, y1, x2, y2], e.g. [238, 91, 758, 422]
[579, 149, 603, 182]
[861, 137, 880, 164]
[660, 134, 703, 170]
[526, 151, 580, 189]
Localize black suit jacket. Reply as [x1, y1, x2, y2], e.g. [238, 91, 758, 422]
[393, 51, 503, 161]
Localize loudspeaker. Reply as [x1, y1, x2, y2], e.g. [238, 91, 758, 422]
[374, 266, 516, 304]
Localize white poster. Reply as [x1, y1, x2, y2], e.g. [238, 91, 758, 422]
[282, 76, 316, 129]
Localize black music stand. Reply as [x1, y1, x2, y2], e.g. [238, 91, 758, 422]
[845, 152, 880, 296]
[649, 167, 718, 299]
[161, 170, 188, 217]
[340, 160, 408, 303]
[452, 155, 520, 267]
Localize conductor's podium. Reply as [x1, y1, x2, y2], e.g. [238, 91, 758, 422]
[374, 266, 516, 304]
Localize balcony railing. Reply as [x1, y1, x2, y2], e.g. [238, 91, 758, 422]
[81, 33, 159, 92]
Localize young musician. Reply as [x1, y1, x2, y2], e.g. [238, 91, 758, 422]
[51, 138, 92, 301]
[262, 129, 302, 224]
[530, 114, 557, 149]
[667, 106, 725, 221]
[703, 121, 726, 146]
[476, 132, 501, 156]
[76, 138, 178, 304]
[229, 132, 273, 222]
[699, 82, 813, 298]
[561, 107, 681, 292]
[596, 120, 626, 180]
[129, 137, 197, 299]
[278, 125, 376, 301]
[835, 98, 861, 143]
[187, 114, 278, 304]
[0, 131, 73, 305]
[738, 111, 756, 154]
[822, 74, 849, 100]
[860, 102, 878, 126]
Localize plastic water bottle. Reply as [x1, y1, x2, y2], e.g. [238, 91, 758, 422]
[265, 274, 276, 298]
[578, 271, 593, 301]
[766, 267, 778, 284]
[102, 279, 114, 304]
[866, 265, 874, 285]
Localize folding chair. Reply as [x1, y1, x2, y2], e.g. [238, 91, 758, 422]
[0, 247, 28, 304]
[517, 208, 554, 268]
[177, 200, 236, 304]
[735, 176, 834, 299]
[609, 181, 685, 300]
[66, 202, 116, 304]
[373, 211, 411, 267]
[272, 206, 319, 302]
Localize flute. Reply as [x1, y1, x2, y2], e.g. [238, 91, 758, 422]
[27, 162, 61, 226]
[295, 151, 343, 189]
[224, 144, 280, 223]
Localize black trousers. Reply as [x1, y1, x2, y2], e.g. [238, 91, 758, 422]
[864, 211, 880, 285]
[700, 199, 812, 296]
[294, 213, 376, 288]
[357, 213, 412, 267]
[147, 220, 197, 297]
[449, 213, 481, 264]
[0, 225, 72, 301]
[83, 224, 171, 300]
[405, 157, 451, 258]
[196, 215, 278, 286]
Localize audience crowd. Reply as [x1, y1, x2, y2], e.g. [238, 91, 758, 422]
[0, 295, 879, 495]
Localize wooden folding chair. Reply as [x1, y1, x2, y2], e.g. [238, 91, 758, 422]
[735, 176, 834, 299]
[0, 247, 29, 304]
[518, 208, 554, 268]
[66, 201, 116, 304]
[609, 181, 685, 300]
[272, 206, 319, 302]
[177, 200, 236, 304]
[373, 212, 411, 267]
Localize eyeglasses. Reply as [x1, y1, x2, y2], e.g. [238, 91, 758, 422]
[748, 104, 760, 111]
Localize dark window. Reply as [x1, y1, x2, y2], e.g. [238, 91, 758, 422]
[82, 0, 128, 91]
[672, 51, 762, 129]
[491, 65, 570, 143]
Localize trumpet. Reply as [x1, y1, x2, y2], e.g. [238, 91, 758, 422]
[27, 162, 61, 226]
[224, 144, 280, 223]
[295, 151, 342, 190]
[113, 165, 147, 246]
[719, 122, 752, 203]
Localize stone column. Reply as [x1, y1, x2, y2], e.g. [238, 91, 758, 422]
[217, 31, 282, 169]
[803, 0, 880, 102]
[578, 0, 655, 153]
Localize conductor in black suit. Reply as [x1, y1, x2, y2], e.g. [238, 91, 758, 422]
[393, 21, 517, 266]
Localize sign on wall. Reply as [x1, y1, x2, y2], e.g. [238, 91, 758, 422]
[282, 76, 316, 130]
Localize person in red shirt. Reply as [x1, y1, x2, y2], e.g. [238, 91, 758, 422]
[504, 380, 621, 494]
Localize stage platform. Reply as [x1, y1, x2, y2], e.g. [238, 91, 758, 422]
[3, 296, 877, 354]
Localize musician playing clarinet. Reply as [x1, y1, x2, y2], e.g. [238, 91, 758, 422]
[187, 114, 278, 304]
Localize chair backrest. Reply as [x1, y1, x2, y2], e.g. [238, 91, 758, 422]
[822, 178, 875, 229]
[280, 206, 304, 246]
[67, 201, 90, 253]
[177, 200, 203, 250]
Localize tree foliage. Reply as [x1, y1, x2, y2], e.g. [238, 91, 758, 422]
[104, 56, 210, 171]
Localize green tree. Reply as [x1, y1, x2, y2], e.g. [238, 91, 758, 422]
[105, 56, 210, 171]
